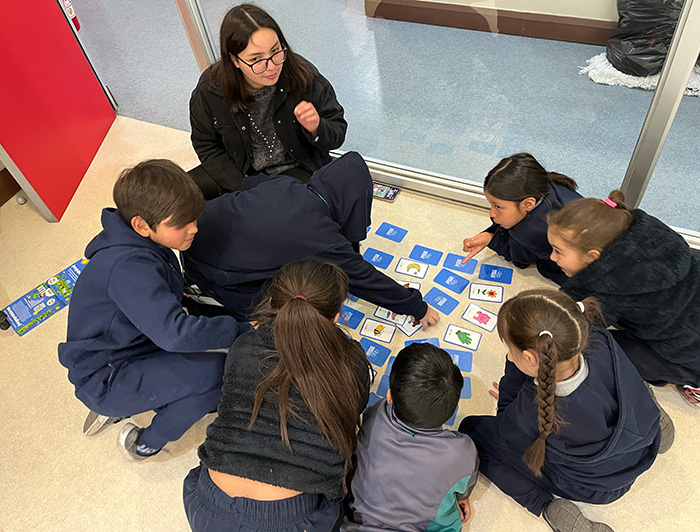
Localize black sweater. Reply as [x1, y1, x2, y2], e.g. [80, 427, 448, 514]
[198, 322, 370, 500]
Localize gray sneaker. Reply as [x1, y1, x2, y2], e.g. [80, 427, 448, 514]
[119, 422, 162, 460]
[645, 383, 675, 454]
[83, 411, 123, 437]
[543, 499, 613, 532]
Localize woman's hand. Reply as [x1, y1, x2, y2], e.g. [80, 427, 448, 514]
[294, 101, 320, 136]
[462, 232, 493, 264]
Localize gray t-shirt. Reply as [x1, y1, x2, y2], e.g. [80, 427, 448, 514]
[247, 85, 297, 176]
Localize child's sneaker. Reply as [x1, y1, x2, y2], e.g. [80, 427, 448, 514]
[676, 385, 700, 408]
[645, 383, 674, 454]
[83, 410, 124, 437]
[119, 422, 162, 460]
[543, 499, 613, 532]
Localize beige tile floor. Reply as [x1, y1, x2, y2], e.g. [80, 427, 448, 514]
[1, 116, 697, 531]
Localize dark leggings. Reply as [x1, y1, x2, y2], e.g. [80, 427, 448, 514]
[188, 165, 312, 200]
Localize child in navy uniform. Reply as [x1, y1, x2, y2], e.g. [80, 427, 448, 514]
[461, 153, 582, 285]
[58, 160, 249, 459]
[345, 343, 479, 532]
[459, 290, 663, 532]
[548, 190, 700, 406]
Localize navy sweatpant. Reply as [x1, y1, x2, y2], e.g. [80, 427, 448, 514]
[459, 415, 629, 516]
[183, 465, 343, 532]
[78, 350, 225, 449]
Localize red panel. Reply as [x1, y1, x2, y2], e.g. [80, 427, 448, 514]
[0, 0, 115, 220]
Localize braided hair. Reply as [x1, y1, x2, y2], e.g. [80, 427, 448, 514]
[497, 289, 601, 476]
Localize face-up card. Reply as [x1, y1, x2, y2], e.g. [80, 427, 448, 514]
[444, 324, 482, 351]
[423, 287, 460, 315]
[398, 319, 422, 337]
[338, 305, 365, 329]
[478, 264, 513, 284]
[461, 377, 472, 399]
[469, 283, 504, 303]
[433, 269, 470, 295]
[360, 319, 396, 343]
[375, 222, 408, 243]
[395, 258, 429, 279]
[444, 348, 473, 373]
[376, 374, 391, 397]
[363, 248, 394, 270]
[359, 338, 392, 366]
[374, 306, 408, 326]
[443, 253, 478, 274]
[404, 337, 440, 347]
[409, 245, 443, 266]
[462, 303, 498, 332]
[392, 278, 421, 291]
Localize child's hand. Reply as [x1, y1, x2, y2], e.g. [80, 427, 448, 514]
[458, 499, 472, 522]
[488, 381, 499, 400]
[294, 101, 320, 136]
[418, 306, 440, 328]
[462, 232, 493, 263]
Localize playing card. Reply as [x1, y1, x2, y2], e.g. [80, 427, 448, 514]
[375, 222, 408, 242]
[433, 269, 470, 295]
[445, 405, 459, 426]
[392, 278, 421, 291]
[462, 303, 498, 332]
[366, 392, 382, 408]
[468, 283, 504, 303]
[360, 319, 396, 343]
[374, 306, 408, 326]
[363, 248, 394, 269]
[443, 253, 477, 274]
[404, 337, 441, 347]
[444, 324, 482, 350]
[478, 264, 513, 284]
[359, 338, 392, 366]
[461, 377, 472, 399]
[423, 287, 460, 315]
[409, 245, 443, 266]
[444, 348, 473, 372]
[398, 319, 422, 337]
[338, 305, 365, 329]
[376, 374, 390, 397]
[395, 258, 429, 279]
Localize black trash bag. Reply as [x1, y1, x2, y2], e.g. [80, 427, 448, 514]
[607, 0, 685, 77]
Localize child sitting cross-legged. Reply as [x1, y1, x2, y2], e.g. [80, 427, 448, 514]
[344, 343, 479, 531]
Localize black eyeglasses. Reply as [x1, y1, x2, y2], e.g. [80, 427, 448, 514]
[236, 47, 287, 75]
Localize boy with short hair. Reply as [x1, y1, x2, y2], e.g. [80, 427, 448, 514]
[58, 159, 249, 460]
[345, 343, 479, 531]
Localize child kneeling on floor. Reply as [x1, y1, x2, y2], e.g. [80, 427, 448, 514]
[184, 259, 371, 531]
[459, 290, 663, 532]
[58, 160, 249, 459]
[344, 343, 479, 531]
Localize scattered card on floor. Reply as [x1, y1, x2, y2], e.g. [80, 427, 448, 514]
[461, 377, 472, 399]
[462, 303, 498, 332]
[469, 283, 504, 303]
[398, 319, 422, 337]
[478, 264, 513, 284]
[374, 306, 408, 326]
[375, 222, 408, 242]
[360, 319, 396, 343]
[424, 287, 460, 315]
[363, 248, 394, 269]
[444, 348, 473, 372]
[367, 392, 382, 408]
[444, 324, 482, 350]
[405, 337, 440, 347]
[360, 338, 392, 366]
[376, 374, 390, 397]
[338, 305, 365, 329]
[445, 405, 459, 426]
[393, 278, 421, 291]
[395, 258, 429, 279]
[433, 269, 470, 295]
[347, 293, 359, 303]
[443, 253, 477, 274]
[409, 245, 443, 266]
[386, 356, 396, 373]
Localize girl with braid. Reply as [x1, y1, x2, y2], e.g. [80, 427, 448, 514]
[459, 289, 663, 532]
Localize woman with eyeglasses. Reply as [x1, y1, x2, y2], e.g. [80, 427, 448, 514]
[189, 4, 347, 198]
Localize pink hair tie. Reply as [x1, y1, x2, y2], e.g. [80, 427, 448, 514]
[293, 295, 307, 301]
[603, 198, 617, 208]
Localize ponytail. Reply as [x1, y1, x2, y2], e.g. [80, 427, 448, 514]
[248, 259, 371, 468]
[546, 171, 578, 192]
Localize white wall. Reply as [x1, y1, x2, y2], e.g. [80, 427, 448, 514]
[421, 0, 618, 22]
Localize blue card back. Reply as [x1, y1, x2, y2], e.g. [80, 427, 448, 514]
[444, 348, 473, 372]
[404, 337, 441, 347]
[376, 374, 391, 397]
[461, 377, 472, 399]
[409, 245, 443, 266]
[423, 287, 460, 315]
[363, 248, 394, 269]
[375, 222, 408, 242]
[443, 253, 477, 274]
[445, 406, 459, 426]
[366, 392, 382, 409]
[433, 268, 470, 294]
[360, 338, 392, 367]
[478, 264, 513, 284]
[338, 305, 365, 329]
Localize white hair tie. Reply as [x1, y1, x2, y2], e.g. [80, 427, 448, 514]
[576, 301, 585, 313]
[539, 330, 553, 339]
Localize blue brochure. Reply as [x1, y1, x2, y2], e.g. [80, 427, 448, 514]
[377, 374, 391, 397]
[338, 305, 365, 329]
[433, 269, 470, 295]
[360, 338, 392, 367]
[443, 253, 477, 274]
[444, 348, 473, 373]
[363, 248, 394, 269]
[409, 245, 443, 266]
[375, 222, 408, 242]
[478, 264, 513, 284]
[404, 337, 440, 347]
[423, 287, 460, 315]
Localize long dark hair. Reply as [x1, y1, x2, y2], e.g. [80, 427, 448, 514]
[484, 153, 578, 203]
[248, 259, 371, 468]
[497, 289, 602, 476]
[210, 4, 312, 113]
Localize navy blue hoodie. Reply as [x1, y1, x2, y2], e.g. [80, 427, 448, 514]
[183, 152, 427, 320]
[486, 182, 582, 284]
[493, 327, 660, 497]
[58, 209, 248, 401]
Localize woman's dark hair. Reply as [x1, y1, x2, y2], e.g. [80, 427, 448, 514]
[113, 159, 205, 229]
[210, 4, 312, 113]
[248, 259, 371, 468]
[389, 343, 463, 429]
[497, 289, 602, 476]
[484, 153, 578, 203]
[548, 190, 633, 254]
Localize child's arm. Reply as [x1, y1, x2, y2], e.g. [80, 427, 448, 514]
[488, 228, 541, 269]
[496, 357, 530, 413]
[108, 254, 249, 352]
